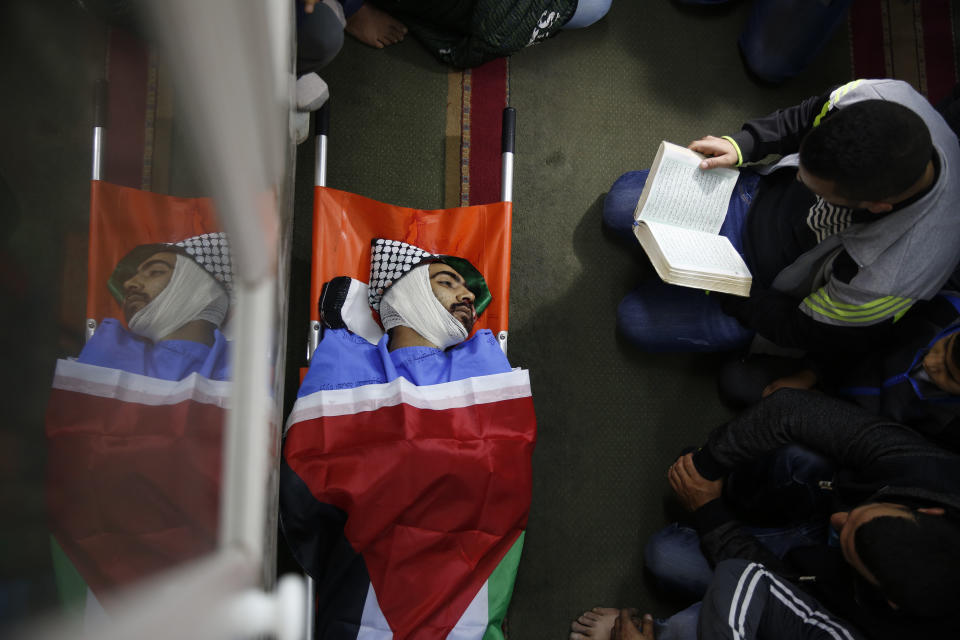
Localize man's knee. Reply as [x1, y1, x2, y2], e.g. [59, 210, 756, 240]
[644, 523, 713, 600]
[603, 170, 649, 235]
[298, 4, 346, 73]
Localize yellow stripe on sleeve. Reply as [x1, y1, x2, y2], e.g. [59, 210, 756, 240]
[802, 289, 914, 324]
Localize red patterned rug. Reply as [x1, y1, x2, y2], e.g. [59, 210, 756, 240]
[445, 58, 510, 207]
[849, 0, 957, 105]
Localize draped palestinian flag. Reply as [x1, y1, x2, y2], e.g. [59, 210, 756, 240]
[45, 359, 227, 600]
[282, 369, 536, 639]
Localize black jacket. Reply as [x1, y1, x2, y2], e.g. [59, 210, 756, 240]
[691, 389, 960, 639]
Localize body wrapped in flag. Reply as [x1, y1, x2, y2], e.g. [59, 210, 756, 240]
[46, 203, 235, 605]
[281, 239, 536, 639]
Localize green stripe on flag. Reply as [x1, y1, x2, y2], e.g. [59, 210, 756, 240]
[483, 531, 525, 640]
[50, 536, 88, 614]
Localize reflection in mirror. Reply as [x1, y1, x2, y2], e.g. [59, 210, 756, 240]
[46, 231, 234, 619]
[5, 0, 294, 635]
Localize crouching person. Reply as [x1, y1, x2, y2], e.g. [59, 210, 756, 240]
[573, 390, 960, 639]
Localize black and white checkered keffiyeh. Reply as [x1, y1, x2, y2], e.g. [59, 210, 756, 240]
[368, 238, 439, 312]
[175, 232, 233, 293]
[107, 232, 234, 306]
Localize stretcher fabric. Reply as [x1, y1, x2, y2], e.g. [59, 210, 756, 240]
[87, 180, 220, 322]
[310, 187, 512, 336]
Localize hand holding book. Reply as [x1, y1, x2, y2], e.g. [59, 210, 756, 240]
[688, 135, 740, 170]
[632, 141, 752, 297]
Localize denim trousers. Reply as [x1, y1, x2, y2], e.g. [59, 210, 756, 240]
[604, 168, 762, 352]
[646, 445, 836, 640]
[674, 0, 853, 83]
[562, 0, 613, 29]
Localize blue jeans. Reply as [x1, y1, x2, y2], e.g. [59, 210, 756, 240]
[562, 0, 613, 29]
[645, 518, 828, 602]
[604, 169, 761, 352]
[655, 602, 701, 640]
[724, 445, 836, 525]
[644, 445, 835, 640]
[674, 0, 853, 83]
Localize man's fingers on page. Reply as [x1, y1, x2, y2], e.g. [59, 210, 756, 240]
[689, 136, 735, 169]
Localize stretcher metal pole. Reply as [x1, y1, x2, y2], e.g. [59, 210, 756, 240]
[498, 107, 516, 356]
[307, 103, 330, 363]
[86, 79, 109, 343]
[303, 102, 331, 640]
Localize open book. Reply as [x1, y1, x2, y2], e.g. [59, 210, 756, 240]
[633, 141, 752, 296]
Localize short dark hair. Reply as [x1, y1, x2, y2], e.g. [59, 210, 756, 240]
[855, 511, 960, 617]
[799, 100, 932, 201]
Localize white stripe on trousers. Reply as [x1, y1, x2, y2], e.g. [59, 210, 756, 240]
[726, 562, 855, 640]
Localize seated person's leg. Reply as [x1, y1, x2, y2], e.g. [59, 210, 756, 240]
[719, 169, 761, 256]
[718, 354, 808, 408]
[561, 0, 613, 30]
[700, 559, 857, 639]
[572, 605, 701, 640]
[654, 602, 701, 640]
[345, 2, 407, 49]
[297, 0, 346, 75]
[610, 169, 760, 352]
[606, 169, 759, 253]
[724, 444, 836, 526]
[644, 523, 714, 602]
[738, 0, 852, 84]
[617, 280, 754, 352]
[603, 170, 650, 246]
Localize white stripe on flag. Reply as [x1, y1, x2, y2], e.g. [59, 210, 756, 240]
[51, 359, 231, 407]
[354, 581, 493, 640]
[448, 581, 488, 640]
[357, 583, 393, 639]
[285, 369, 531, 434]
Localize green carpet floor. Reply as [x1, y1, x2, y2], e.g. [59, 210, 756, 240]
[302, 2, 851, 637]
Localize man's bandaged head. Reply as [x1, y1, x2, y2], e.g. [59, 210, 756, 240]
[379, 263, 468, 349]
[128, 253, 229, 342]
[109, 232, 234, 342]
[367, 238, 493, 349]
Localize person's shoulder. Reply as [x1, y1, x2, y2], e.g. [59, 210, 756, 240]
[84, 317, 142, 348]
[318, 327, 379, 347]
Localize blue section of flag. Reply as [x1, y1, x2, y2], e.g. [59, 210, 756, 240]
[299, 328, 510, 395]
[78, 319, 230, 381]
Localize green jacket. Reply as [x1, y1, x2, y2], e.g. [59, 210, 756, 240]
[376, 0, 579, 68]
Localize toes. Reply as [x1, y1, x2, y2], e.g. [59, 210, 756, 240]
[569, 633, 587, 640]
[592, 606, 620, 615]
[571, 620, 591, 633]
[579, 612, 601, 624]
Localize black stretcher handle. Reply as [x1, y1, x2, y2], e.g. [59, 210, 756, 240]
[316, 101, 330, 137]
[501, 107, 516, 154]
[94, 79, 108, 128]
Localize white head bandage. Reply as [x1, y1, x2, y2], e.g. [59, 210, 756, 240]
[129, 254, 230, 342]
[379, 263, 468, 350]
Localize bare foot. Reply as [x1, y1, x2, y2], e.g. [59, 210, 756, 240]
[570, 607, 619, 639]
[345, 4, 407, 49]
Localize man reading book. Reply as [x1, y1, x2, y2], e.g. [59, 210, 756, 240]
[603, 79, 960, 355]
